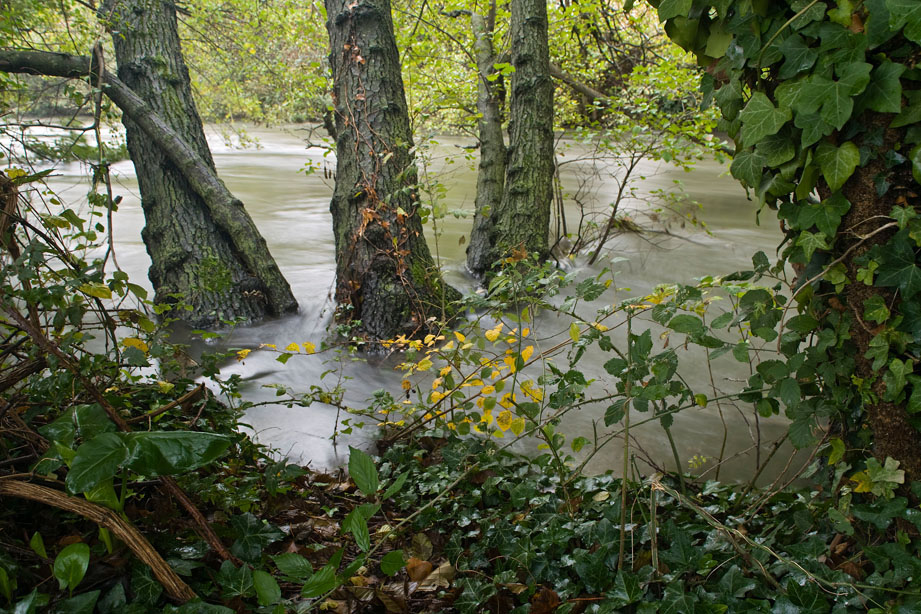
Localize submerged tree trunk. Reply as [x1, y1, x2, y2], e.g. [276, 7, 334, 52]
[477, 0, 554, 273]
[465, 10, 507, 278]
[325, 0, 459, 340]
[99, 0, 296, 327]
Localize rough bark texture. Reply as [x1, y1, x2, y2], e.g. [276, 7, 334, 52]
[325, 0, 459, 340]
[833, 116, 921, 482]
[483, 0, 554, 271]
[99, 0, 296, 327]
[465, 11, 507, 277]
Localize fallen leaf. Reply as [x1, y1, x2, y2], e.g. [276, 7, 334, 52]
[406, 557, 433, 582]
[530, 586, 560, 614]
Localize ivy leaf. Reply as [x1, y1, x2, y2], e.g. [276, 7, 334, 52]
[796, 231, 831, 261]
[815, 141, 860, 192]
[779, 34, 818, 79]
[798, 193, 851, 236]
[876, 230, 921, 299]
[863, 295, 890, 324]
[230, 513, 285, 563]
[740, 92, 792, 146]
[886, 0, 921, 44]
[884, 358, 913, 400]
[756, 132, 796, 167]
[795, 112, 834, 148]
[730, 150, 765, 187]
[657, 0, 692, 21]
[863, 61, 905, 113]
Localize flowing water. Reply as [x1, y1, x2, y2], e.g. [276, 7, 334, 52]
[41, 124, 803, 484]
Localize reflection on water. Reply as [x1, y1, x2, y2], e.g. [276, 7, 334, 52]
[42, 124, 802, 483]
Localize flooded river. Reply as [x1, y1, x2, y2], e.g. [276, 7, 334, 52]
[43, 124, 801, 484]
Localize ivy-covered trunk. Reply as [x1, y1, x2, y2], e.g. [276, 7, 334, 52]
[465, 10, 506, 278]
[483, 0, 554, 271]
[100, 0, 296, 327]
[325, 0, 459, 340]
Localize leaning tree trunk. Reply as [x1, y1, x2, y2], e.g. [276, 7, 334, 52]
[100, 0, 296, 327]
[478, 0, 554, 272]
[465, 10, 507, 278]
[325, 0, 459, 341]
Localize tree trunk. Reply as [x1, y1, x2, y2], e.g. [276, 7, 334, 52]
[477, 0, 555, 273]
[325, 0, 459, 341]
[99, 0, 296, 327]
[832, 118, 921, 482]
[465, 10, 507, 278]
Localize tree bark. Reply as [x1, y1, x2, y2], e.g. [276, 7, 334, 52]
[465, 11, 507, 277]
[93, 0, 297, 327]
[325, 0, 459, 341]
[476, 0, 555, 274]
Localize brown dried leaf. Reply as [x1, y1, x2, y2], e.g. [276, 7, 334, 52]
[406, 557, 433, 582]
[530, 586, 560, 614]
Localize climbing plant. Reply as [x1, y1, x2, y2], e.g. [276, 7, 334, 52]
[653, 0, 921, 482]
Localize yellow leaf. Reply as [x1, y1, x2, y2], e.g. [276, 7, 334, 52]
[592, 322, 609, 332]
[522, 327, 530, 337]
[439, 365, 452, 376]
[481, 409, 494, 425]
[485, 323, 503, 342]
[454, 331, 466, 342]
[432, 377, 443, 390]
[569, 322, 580, 343]
[303, 342, 316, 354]
[401, 379, 411, 391]
[850, 471, 872, 493]
[503, 355, 517, 373]
[122, 337, 149, 353]
[496, 410, 513, 431]
[157, 380, 174, 393]
[261, 344, 277, 350]
[510, 416, 526, 436]
[286, 342, 300, 352]
[481, 385, 496, 395]
[521, 345, 534, 363]
[236, 348, 251, 361]
[441, 340, 455, 351]
[416, 358, 433, 371]
[429, 390, 446, 403]
[424, 334, 436, 346]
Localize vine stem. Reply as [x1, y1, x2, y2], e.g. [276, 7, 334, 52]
[618, 314, 633, 571]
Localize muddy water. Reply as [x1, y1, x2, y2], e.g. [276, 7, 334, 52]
[42, 124, 801, 483]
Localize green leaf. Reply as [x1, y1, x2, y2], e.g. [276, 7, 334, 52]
[66, 432, 132, 494]
[756, 132, 796, 167]
[718, 565, 757, 598]
[827, 437, 846, 465]
[215, 561, 253, 599]
[657, 0, 692, 21]
[730, 150, 765, 187]
[382, 471, 409, 499]
[342, 503, 379, 552]
[569, 321, 580, 342]
[876, 230, 921, 298]
[886, 0, 921, 43]
[124, 431, 232, 476]
[230, 513, 284, 562]
[381, 550, 405, 576]
[348, 446, 379, 495]
[73, 404, 116, 440]
[667, 314, 704, 335]
[863, 295, 890, 324]
[779, 34, 817, 79]
[910, 144, 921, 185]
[52, 591, 99, 614]
[253, 570, 281, 607]
[815, 141, 860, 192]
[30, 531, 47, 559]
[739, 92, 792, 146]
[53, 543, 90, 592]
[885, 358, 913, 399]
[798, 193, 850, 236]
[273, 553, 313, 580]
[0, 566, 11, 604]
[796, 231, 831, 261]
[704, 20, 732, 58]
[609, 571, 643, 607]
[863, 61, 905, 113]
[301, 561, 339, 598]
[795, 112, 833, 148]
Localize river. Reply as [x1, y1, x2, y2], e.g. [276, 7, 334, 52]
[42, 124, 802, 485]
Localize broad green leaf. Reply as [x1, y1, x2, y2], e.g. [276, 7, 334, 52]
[342, 503, 379, 552]
[66, 432, 132, 494]
[798, 193, 850, 236]
[73, 404, 116, 440]
[253, 570, 281, 606]
[657, 0, 692, 21]
[381, 550, 405, 576]
[667, 314, 704, 335]
[704, 20, 732, 58]
[827, 438, 846, 465]
[795, 112, 833, 148]
[815, 141, 860, 192]
[273, 553, 313, 580]
[52, 591, 99, 614]
[756, 132, 796, 167]
[863, 61, 905, 113]
[124, 431, 232, 476]
[911, 144, 921, 185]
[301, 562, 339, 597]
[730, 150, 765, 187]
[739, 92, 791, 146]
[348, 446, 379, 495]
[53, 543, 90, 591]
[886, 0, 921, 43]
